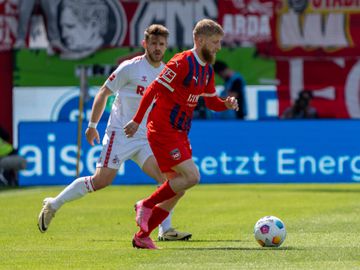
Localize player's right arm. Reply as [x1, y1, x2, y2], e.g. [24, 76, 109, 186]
[124, 54, 185, 138]
[123, 81, 158, 138]
[85, 85, 113, 146]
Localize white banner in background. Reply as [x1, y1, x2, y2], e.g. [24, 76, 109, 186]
[13, 86, 104, 147]
[13, 85, 278, 146]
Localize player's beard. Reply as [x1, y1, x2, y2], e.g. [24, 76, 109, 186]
[148, 50, 164, 63]
[201, 46, 215, 64]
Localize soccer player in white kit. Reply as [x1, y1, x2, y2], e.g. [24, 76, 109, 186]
[37, 24, 191, 243]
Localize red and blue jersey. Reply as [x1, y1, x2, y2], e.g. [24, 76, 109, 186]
[133, 49, 227, 135]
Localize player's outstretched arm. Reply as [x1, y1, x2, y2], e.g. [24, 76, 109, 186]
[85, 85, 113, 146]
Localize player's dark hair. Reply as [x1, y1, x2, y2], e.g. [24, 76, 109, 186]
[193, 19, 224, 38]
[144, 24, 169, 41]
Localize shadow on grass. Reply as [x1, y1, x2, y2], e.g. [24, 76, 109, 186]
[167, 246, 300, 251]
[189, 240, 244, 243]
[89, 239, 247, 243]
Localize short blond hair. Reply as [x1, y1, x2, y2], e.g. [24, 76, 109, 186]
[193, 19, 224, 38]
[144, 24, 169, 41]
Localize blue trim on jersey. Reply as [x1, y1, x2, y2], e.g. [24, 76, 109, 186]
[194, 58, 200, 86]
[185, 117, 192, 133]
[200, 65, 205, 86]
[170, 104, 180, 128]
[177, 111, 186, 130]
[207, 66, 213, 86]
[183, 56, 194, 86]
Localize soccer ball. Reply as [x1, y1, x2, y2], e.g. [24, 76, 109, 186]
[254, 216, 286, 247]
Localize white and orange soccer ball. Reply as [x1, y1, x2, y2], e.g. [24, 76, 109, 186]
[254, 216, 286, 247]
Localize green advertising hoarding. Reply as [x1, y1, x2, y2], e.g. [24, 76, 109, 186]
[14, 47, 275, 87]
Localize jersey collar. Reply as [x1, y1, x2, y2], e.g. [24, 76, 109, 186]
[191, 48, 206, 66]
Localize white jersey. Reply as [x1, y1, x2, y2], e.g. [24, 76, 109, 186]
[105, 55, 164, 138]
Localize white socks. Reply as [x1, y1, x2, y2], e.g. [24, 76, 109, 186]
[49, 176, 174, 235]
[50, 176, 95, 211]
[159, 210, 173, 235]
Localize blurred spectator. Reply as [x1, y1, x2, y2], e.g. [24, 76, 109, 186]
[213, 60, 247, 119]
[14, 0, 65, 54]
[0, 127, 26, 186]
[281, 90, 318, 119]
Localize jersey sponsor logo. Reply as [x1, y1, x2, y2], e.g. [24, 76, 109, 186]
[170, 148, 181, 160]
[161, 67, 177, 83]
[187, 94, 200, 103]
[136, 85, 145, 95]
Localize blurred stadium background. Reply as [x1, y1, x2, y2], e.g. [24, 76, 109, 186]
[0, 0, 359, 186]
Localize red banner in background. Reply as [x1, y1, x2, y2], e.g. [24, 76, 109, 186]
[277, 58, 360, 118]
[218, 0, 274, 46]
[258, 0, 360, 58]
[0, 51, 13, 139]
[0, 0, 218, 59]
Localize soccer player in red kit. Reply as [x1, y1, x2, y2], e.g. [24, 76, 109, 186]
[124, 19, 238, 249]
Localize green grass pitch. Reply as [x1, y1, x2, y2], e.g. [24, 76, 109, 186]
[1, 184, 360, 270]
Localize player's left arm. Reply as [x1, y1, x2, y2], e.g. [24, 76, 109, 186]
[203, 69, 238, 111]
[204, 95, 238, 111]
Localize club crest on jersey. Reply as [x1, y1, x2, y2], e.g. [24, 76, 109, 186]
[170, 148, 181, 160]
[161, 67, 176, 83]
[112, 155, 120, 165]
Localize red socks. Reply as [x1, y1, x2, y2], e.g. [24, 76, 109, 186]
[137, 206, 169, 238]
[143, 180, 176, 209]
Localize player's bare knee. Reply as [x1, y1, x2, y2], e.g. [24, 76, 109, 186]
[185, 170, 200, 187]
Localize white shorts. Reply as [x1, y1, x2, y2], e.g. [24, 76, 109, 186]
[96, 129, 153, 170]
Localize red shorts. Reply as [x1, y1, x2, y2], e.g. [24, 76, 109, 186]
[148, 131, 192, 173]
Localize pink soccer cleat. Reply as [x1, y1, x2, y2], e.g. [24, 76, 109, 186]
[132, 234, 158, 249]
[134, 200, 152, 232]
